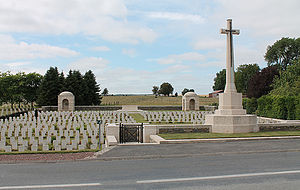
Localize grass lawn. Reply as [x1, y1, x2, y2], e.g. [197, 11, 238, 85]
[159, 131, 300, 139]
[129, 113, 147, 123]
[102, 95, 217, 106]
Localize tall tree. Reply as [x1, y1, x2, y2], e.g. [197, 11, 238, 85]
[102, 88, 109, 96]
[265, 37, 300, 70]
[64, 70, 85, 105]
[212, 69, 226, 91]
[270, 59, 300, 96]
[37, 67, 64, 106]
[22, 73, 43, 107]
[152, 86, 159, 96]
[247, 65, 279, 98]
[158, 82, 174, 96]
[83, 70, 101, 105]
[235, 64, 260, 94]
[182, 88, 195, 96]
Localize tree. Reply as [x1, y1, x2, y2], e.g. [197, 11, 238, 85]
[83, 70, 101, 105]
[158, 82, 174, 96]
[265, 37, 300, 70]
[64, 70, 85, 105]
[152, 86, 159, 96]
[247, 65, 279, 98]
[37, 67, 64, 106]
[174, 92, 178, 97]
[212, 69, 226, 91]
[21, 73, 43, 107]
[235, 64, 260, 94]
[270, 59, 300, 96]
[182, 88, 194, 96]
[102, 88, 109, 96]
[0, 72, 23, 107]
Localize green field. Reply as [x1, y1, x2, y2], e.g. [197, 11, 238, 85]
[159, 131, 300, 139]
[102, 95, 217, 106]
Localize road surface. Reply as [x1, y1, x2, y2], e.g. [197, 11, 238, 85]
[1, 139, 300, 189]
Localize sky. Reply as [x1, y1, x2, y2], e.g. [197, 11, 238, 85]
[0, 0, 299, 95]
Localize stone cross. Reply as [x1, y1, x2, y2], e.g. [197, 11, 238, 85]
[220, 19, 240, 93]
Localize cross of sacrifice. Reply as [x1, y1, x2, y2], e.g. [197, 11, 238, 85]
[220, 19, 240, 93]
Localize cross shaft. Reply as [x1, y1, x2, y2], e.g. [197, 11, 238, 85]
[221, 19, 239, 93]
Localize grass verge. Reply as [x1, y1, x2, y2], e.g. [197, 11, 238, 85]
[159, 131, 300, 140]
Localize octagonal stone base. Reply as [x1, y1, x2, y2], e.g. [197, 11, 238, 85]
[205, 114, 258, 133]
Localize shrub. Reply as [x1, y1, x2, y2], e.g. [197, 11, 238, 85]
[257, 95, 300, 120]
[243, 98, 257, 114]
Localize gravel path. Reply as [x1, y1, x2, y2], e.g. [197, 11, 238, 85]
[0, 152, 96, 163]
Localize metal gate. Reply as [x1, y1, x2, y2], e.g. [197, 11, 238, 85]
[119, 123, 143, 143]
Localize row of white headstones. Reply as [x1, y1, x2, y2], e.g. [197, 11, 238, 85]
[0, 110, 213, 152]
[141, 111, 214, 124]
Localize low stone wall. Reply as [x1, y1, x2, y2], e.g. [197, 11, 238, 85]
[139, 105, 216, 111]
[42, 106, 122, 111]
[158, 125, 211, 134]
[42, 105, 216, 111]
[157, 122, 300, 134]
[138, 106, 182, 111]
[259, 123, 300, 131]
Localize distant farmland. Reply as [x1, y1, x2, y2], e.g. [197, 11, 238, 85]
[101, 95, 218, 106]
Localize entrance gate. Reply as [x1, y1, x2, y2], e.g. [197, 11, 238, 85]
[119, 123, 143, 143]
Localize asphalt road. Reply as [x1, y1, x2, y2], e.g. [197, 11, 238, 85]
[1, 140, 300, 189]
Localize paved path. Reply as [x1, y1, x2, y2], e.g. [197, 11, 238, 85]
[98, 139, 300, 160]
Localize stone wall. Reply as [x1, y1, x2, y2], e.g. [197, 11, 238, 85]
[158, 125, 211, 134]
[139, 105, 216, 111]
[42, 106, 122, 111]
[42, 105, 216, 111]
[259, 123, 300, 131]
[156, 122, 300, 134]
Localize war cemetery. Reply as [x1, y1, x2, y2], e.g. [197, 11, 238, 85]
[0, 19, 299, 156]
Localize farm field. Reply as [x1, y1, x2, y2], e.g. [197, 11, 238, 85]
[102, 95, 217, 106]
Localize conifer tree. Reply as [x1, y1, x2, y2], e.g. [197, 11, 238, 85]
[37, 67, 64, 106]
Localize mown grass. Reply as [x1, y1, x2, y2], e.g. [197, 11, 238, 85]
[102, 95, 217, 106]
[129, 113, 147, 123]
[159, 131, 300, 139]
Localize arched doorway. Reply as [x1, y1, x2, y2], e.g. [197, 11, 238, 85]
[189, 99, 195, 110]
[62, 99, 69, 111]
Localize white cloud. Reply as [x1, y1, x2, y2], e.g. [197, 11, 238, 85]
[215, 0, 300, 37]
[90, 46, 111, 52]
[0, 34, 78, 60]
[0, 0, 157, 44]
[122, 48, 137, 58]
[162, 64, 190, 74]
[146, 12, 205, 23]
[5, 61, 31, 67]
[193, 39, 224, 50]
[152, 52, 205, 65]
[69, 57, 109, 73]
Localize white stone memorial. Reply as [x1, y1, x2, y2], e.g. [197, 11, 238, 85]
[205, 19, 257, 133]
[182, 92, 199, 111]
[58, 91, 75, 111]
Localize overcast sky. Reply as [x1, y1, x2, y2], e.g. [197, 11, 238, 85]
[0, 0, 299, 94]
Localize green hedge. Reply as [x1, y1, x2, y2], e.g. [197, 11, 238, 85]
[243, 98, 258, 114]
[257, 95, 300, 120]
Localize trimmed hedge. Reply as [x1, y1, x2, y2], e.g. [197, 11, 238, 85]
[257, 95, 300, 120]
[243, 98, 258, 114]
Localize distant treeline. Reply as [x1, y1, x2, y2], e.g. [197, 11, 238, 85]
[0, 67, 101, 107]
